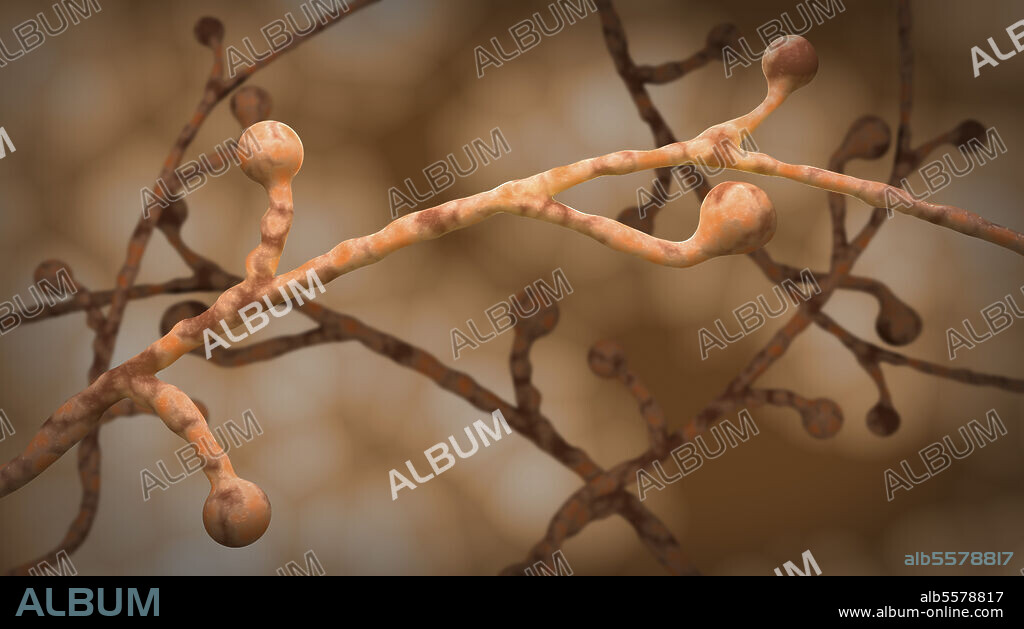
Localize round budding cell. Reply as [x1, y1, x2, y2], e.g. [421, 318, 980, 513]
[33, 259, 73, 287]
[838, 115, 891, 163]
[955, 119, 988, 150]
[156, 199, 189, 232]
[694, 182, 776, 258]
[875, 294, 922, 346]
[237, 121, 304, 189]
[762, 35, 818, 94]
[801, 398, 843, 439]
[202, 477, 272, 548]
[705, 22, 741, 55]
[193, 17, 224, 48]
[231, 86, 273, 129]
[588, 340, 626, 378]
[513, 287, 560, 338]
[867, 402, 900, 436]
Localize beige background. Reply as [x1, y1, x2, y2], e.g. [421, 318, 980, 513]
[0, 0, 1022, 575]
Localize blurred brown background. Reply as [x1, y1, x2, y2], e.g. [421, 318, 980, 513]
[0, 0, 1022, 576]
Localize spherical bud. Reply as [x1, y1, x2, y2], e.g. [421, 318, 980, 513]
[866, 401, 900, 437]
[203, 477, 271, 548]
[875, 294, 922, 346]
[194, 17, 224, 48]
[706, 23, 741, 55]
[156, 199, 189, 233]
[230, 86, 273, 129]
[800, 397, 843, 439]
[762, 35, 818, 94]
[836, 115, 891, 163]
[512, 288, 559, 338]
[237, 121, 303, 189]
[955, 119, 989, 154]
[33, 259, 74, 287]
[693, 182, 776, 258]
[587, 340, 626, 378]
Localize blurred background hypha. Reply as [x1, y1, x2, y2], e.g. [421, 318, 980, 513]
[0, 0, 1022, 575]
